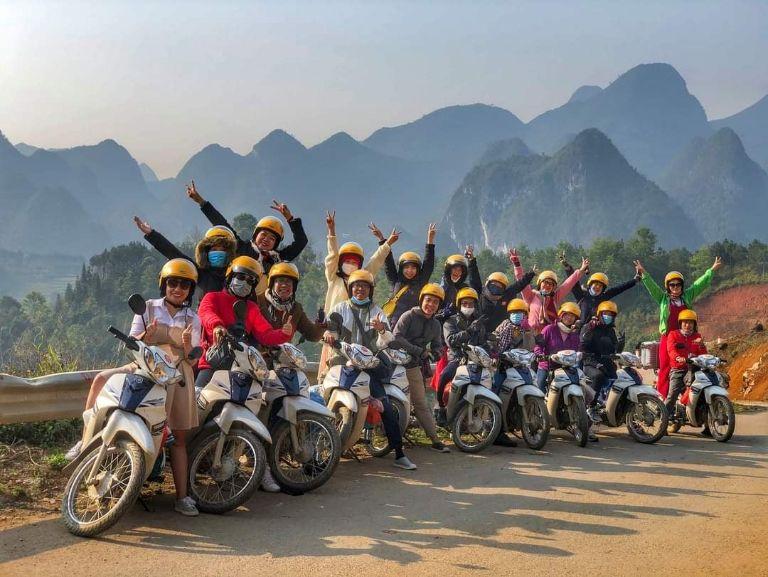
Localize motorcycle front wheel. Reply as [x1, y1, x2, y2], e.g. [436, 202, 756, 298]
[625, 394, 668, 444]
[61, 440, 145, 537]
[268, 413, 341, 494]
[451, 399, 502, 453]
[567, 396, 589, 447]
[707, 396, 735, 442]
[362, 397, 407, 457]
[521, 396, 550, 450]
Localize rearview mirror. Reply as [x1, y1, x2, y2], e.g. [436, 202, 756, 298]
[128, 293, 147, 316]
[233, 299, 248, 322]
[187, 346, 203, 360]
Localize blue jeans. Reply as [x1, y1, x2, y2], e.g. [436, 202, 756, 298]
[535, 368, 549, 393]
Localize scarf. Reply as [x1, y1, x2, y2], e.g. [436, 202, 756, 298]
[264, 289, 294, 324]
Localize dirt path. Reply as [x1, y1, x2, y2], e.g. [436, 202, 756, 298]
[2, 412, 767, 577]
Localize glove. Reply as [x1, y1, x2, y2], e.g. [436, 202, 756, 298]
[534, 334, 545, 347]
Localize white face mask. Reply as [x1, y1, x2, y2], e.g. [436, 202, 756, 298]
[341, 262, 359, 276]
[460, 306, 475, 317]
[229, 278, 252, 298]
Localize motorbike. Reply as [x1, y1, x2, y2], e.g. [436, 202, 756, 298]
[587, 352, 668, 443]
[259, 343, 341, 494]
[497, 349, 550, 450]
[668, 354, 735, 442]
[61, 294, 196, 537]
[445, 344, 503, 453]
[187, 300, 272, 513]
[318, 341, 377, 453]
[361, 348, 412, 457]
[544, 350, 590, 447]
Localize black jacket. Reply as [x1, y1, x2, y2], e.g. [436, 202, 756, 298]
[443, 311, 488, 362]
[437, 258, 482, 323]
[383, 243, 435, 327]
[579, 320, 625, 368]
[200, 201, 308, 274]
[477, 271, 536, 332]
[391, 307, 442, 369]
[564, 263, 639, 324]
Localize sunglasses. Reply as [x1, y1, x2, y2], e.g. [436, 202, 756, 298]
[233, 272, 256, 283]
[668, 282, 683, 288]
[166, 278, 192, 290]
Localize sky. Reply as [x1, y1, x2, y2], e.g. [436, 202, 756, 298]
[1, 0, 767, 178]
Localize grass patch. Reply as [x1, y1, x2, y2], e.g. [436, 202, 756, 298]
[0, 419, 82, 448]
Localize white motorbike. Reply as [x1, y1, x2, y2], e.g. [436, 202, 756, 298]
[668, 354, 735, 442]
[318, 342, 377, 453]
[445, 344, 503, 453]
[497, 349, 550, 450]
[61, 296, 194, 537]
[587, 352, 668, 443]
[188, 300, 272, 513]
[544, 350, 590, 447]
[259, 343, 341, 494]
[361, 348, 412, 457]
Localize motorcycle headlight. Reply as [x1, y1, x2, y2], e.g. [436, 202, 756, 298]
[143, 347, 182, 385]
[469, 346, 494, 369]
[279, 343, 307, 370]
[505, 349, 535, 367]
[554, 350, 581, 368]
[382, 348, 411, 366]
[247, 347, 270, 381]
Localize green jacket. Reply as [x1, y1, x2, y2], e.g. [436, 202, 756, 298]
[641, 268, 714, 335]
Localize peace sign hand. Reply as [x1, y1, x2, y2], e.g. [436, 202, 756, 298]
[368, 222, 385, 241]
[271, 199, 293, 221]
[186, 180, 204, 205]
[326, 210, 336, 235]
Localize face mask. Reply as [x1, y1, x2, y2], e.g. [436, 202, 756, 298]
[509, 312, 525, 325]
[341, 262, 359, 276]
[589, 286, 600, 296]
[601, 313, 615, 326]
[540, 289, 553, 297]
[557, 321, 574, 333]
[350, 296, 370, 306]
[229, 278, 252, 297]
[460, 306, 475, 317]
[487, 284, 504, 297]
[208, 250, 227, 268]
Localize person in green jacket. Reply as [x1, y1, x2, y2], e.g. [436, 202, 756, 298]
[633, 256, 722, 398]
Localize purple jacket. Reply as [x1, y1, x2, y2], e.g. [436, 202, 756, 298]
[534, 323, 580, 372]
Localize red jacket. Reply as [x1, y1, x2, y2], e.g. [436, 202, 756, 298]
[198, 289, 289, 370]
[667, 329, 707, 371]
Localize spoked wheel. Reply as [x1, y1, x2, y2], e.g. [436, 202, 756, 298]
[333, 406, 356, 451]
[521, 396, 550, 450]
[626, 394, 668, 444]
[566, 396, 589, 447]
[362, 398, 407, 457]
[451, 399, 502, 453]
[61, 440, 145, 537]
[707, 396, 735, 442]
[268, 414, 341, 494]
[188, 428, 265, 514]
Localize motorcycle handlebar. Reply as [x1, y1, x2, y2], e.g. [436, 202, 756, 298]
[108, 326, 140, 351]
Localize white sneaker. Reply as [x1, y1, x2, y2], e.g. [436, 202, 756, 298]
[261, 468, 281, 493]
[393, 456, 417, 470]
[174, 496, 199, 516]
[64, 440, 82, 461]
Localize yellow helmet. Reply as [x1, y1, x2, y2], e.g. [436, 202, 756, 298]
[445, 254, 468, 268]
[558, 302, 580, 318]
[506, 298, 529, 313]
[455, 287, 479, 306]
[347, 269, 375, 288]
[226, 255, 263, 280]
[596, 300, 618, 316]
[158, 258, 198, 288]
[398, 251, 422, 268]
[487, 271, 509, 289]
[678, 309, 698, 324]
[537, 270, 558, 287]
[204, 225, 236, 244]
[267, 262, 300, 286]
[339, 242, 365, 261]
[664, 271, 684, 287]
[253, 216, 284, 243]
[588, 272, 609, 287]
[419, 283, 445, 303]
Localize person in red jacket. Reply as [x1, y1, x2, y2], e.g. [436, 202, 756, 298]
[195, 256, 292, 391]
[666, 309, 707, 414]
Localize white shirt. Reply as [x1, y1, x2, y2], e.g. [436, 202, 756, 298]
[129, 298, 201, 347]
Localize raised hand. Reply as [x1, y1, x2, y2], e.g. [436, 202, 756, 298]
[580, 257, 590, 272]
[186, 180, 204, 205]
[558, 250, 567, 264]
[712, 256, 723, 271]
[144, 319, 158, 341]
[271, 199, 293, 221]
[322, 331, 336, 346]
[427, 223, 437, 244]
[509, 248, 520, 265]
[326, 210, 336, 235]
[370, 314, 387, 332]
[181, 324, 193, 348]
[386, 228, 401, 246]
[133, 216, 152, 235]
[368, 222, 385, 242]
[465, 245, 474, 260]
[633, 259, 645, 275]
[213, 326, 227, 345]
[282, 315, 294, 336]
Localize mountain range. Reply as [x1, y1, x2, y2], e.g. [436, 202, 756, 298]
[2, 62, 768, 258]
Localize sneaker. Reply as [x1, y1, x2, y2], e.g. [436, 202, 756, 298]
[588, 431, 599, 442]
[393, 456, 418, 470]
[64, 440, 82, 462]
[174, 496, 199, 517]
[587, 406, 601, 423]
[260, 468, 281, 492]
[430, 441, 451, 453]
[493, 433, 518, 447]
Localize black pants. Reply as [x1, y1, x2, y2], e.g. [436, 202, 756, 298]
[666, 369, 688, 413]
[436, 359, 461, 408]
[195, 369, 215, 390]
[366, 353, 403, 455]
[583, 363, 617, 407]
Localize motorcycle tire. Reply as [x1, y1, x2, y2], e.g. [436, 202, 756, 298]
[521, 396, 550, 450]
[364, 397, 407, 458]
[625, 394, 668, 444]
[707, 396, 735, 442]
[568, 396, 589, 448]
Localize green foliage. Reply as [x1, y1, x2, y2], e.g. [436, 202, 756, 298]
[0, 419, 82, 447]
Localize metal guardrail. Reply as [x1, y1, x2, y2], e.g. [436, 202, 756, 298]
[0, 364, 321, 425]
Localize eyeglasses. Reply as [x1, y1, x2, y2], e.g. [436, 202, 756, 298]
[166, 278, 192, 290]
[233, 272, 256, 284]
[668, 282, 683, 288]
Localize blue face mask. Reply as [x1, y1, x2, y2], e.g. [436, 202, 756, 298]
[601, 313, 615, 326]
[351, 296, 371, 306]
[509, 312, 525, 325]
[208, 250, 227, 268]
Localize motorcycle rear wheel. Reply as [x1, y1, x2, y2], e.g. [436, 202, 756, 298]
[363, 397, 407, 458]
[707, 396, 735, 442]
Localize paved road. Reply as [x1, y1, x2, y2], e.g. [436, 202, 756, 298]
[2, 412, 767, 577]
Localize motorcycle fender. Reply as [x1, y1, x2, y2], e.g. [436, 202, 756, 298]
[102, 410, 155, 462]
[278, 396, 335, 424]
[562, 384, 585, 403]
[627, 385, 663, 403]
[703, 386, 730, 404]
[214, 402, 272, 444]
[465, 384, 502, 406]
[384, 384, 409, 407]
[328, 388, 358, 413]
[514, 384, 545, 405]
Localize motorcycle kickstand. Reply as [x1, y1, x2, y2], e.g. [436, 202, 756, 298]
[343, 448, 363, 462]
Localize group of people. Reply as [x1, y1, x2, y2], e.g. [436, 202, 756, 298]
[68, 182, 724, 517]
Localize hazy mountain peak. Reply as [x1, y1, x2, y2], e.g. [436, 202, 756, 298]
[14, 142, 40, 157]
[139, 162, 158, 182]
[476, 138, 533, 165]
[710, 93, 768, 172]
[568, 85, 602, 103]
[0, 131, 22, 161]
[610, 62, 688, 95]
[251, 129, 306, 160]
